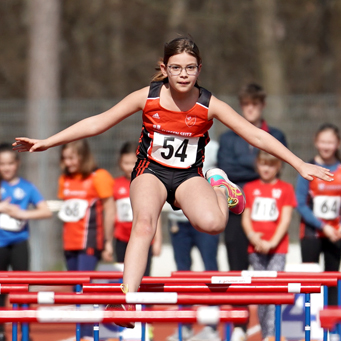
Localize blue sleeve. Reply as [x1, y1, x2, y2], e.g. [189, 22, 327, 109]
[28, 184, 45, 206]
[217, 132, 258, 184]
[295, 175, 324, 230]
[270, 129, 288, 148]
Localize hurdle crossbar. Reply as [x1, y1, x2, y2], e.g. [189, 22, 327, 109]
[140, 276, 337, 286]
[172, 271, 341, 279]
[0, 307, 249, 325]
[0, 277, 91, 285]
[9, 292, 296, 305]
[0, 271, 122, 280]
[82, 282, 321, 294]
[0, 284, 28, 293]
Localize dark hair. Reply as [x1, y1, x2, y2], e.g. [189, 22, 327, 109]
[119, 141, 138, 156]
[238, 83, 266, 104]
[152, 36, 202, 82]
[60, 140, 97, 178]
[315, 123, 341, 161]
[0, 142, 19, 161]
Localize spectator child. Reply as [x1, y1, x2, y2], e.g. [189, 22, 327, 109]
[242, 150, 296, 341]
[296, 123, 341, 305]
[0, 142, 52, 341]
[217, 83, 288, 341]
[58, 139, 115, 270]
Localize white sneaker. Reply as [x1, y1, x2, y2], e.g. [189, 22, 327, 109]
[167, 326, 194, 341]
[231, 327, 246, 341]
[188, 326, 221, 341]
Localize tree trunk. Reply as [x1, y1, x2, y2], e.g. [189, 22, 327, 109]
[167, 0, 188, 39]
[330, 0, 341, 99]
[26, 0, 62, 271]
[254, 0, 287, 123]
[109, 0, 126, 96]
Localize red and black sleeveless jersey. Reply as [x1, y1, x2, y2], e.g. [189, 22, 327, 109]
[137, 80, 213, 169]
[299, 162, 341, 238]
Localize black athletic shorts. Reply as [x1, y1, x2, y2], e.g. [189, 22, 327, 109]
[131, 159, 204, 210]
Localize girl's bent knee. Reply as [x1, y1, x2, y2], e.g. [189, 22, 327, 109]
[132, 217, 155, 237]
[195, 216, 225, 235]
[207, 224, 225, 235]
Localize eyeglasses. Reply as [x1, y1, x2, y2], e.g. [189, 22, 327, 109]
[167, 64, 199, 76]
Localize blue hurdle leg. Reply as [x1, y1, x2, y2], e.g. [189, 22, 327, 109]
[21, 304, 29, 341]
[141, 305, 146, 341]
[337, 280, 341, 340]
[93, 304, 100, 341]
[324, 285, 329, 341]
[305, 293, 311, 341]
[12, 303, 18, 341]
[275, 305, 281, 341]
[75, 284, 82, 341]
[224, 323, 232, 341]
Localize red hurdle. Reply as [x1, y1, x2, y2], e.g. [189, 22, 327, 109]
[0, 276, 91, 285]
[139, 276, 337, 287]
[0, 271, 122, 280]
[0, 307, 249, 325]
[0, 284, 28, 293]
[319, 307, 341, 330]
[9, 291, 296, 305]
[83, 282, 321, 294]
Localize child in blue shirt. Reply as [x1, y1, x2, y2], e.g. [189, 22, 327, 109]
[0, 143, 52, 341]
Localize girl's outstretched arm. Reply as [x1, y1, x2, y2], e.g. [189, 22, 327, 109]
[13, 87, 149, 152]
[209, 97, 334, 182]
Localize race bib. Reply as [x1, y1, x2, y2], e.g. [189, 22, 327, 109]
[313, 195, 340, 220]
[0, 213, 26, 232]
[116, 197, 133, 222]
[151, 133, 199, 168]
[251, 197, 279, 222]
[58, 199, 88, 222]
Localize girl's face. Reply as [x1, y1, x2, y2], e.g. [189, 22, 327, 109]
[256, 159, 281, 183]
[315, 130, 340, 162]
[0, 151, 19, 182]
[119, 153, 136, 179]
[161, 52, 201, 93]
[62, 147, 81, 174]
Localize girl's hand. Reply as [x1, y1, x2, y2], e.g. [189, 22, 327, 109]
[101, 240, 114, 262]
[298, 162, 334, 182]
[0, 198, 11, 213]
[248, 231, 263, 246]
[5, 204, 26, 220]
[337, 224, 341, 238]
[257, 240, 272, 254]
[12, 138, 49, 152]
[323, 224, 339, 243]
